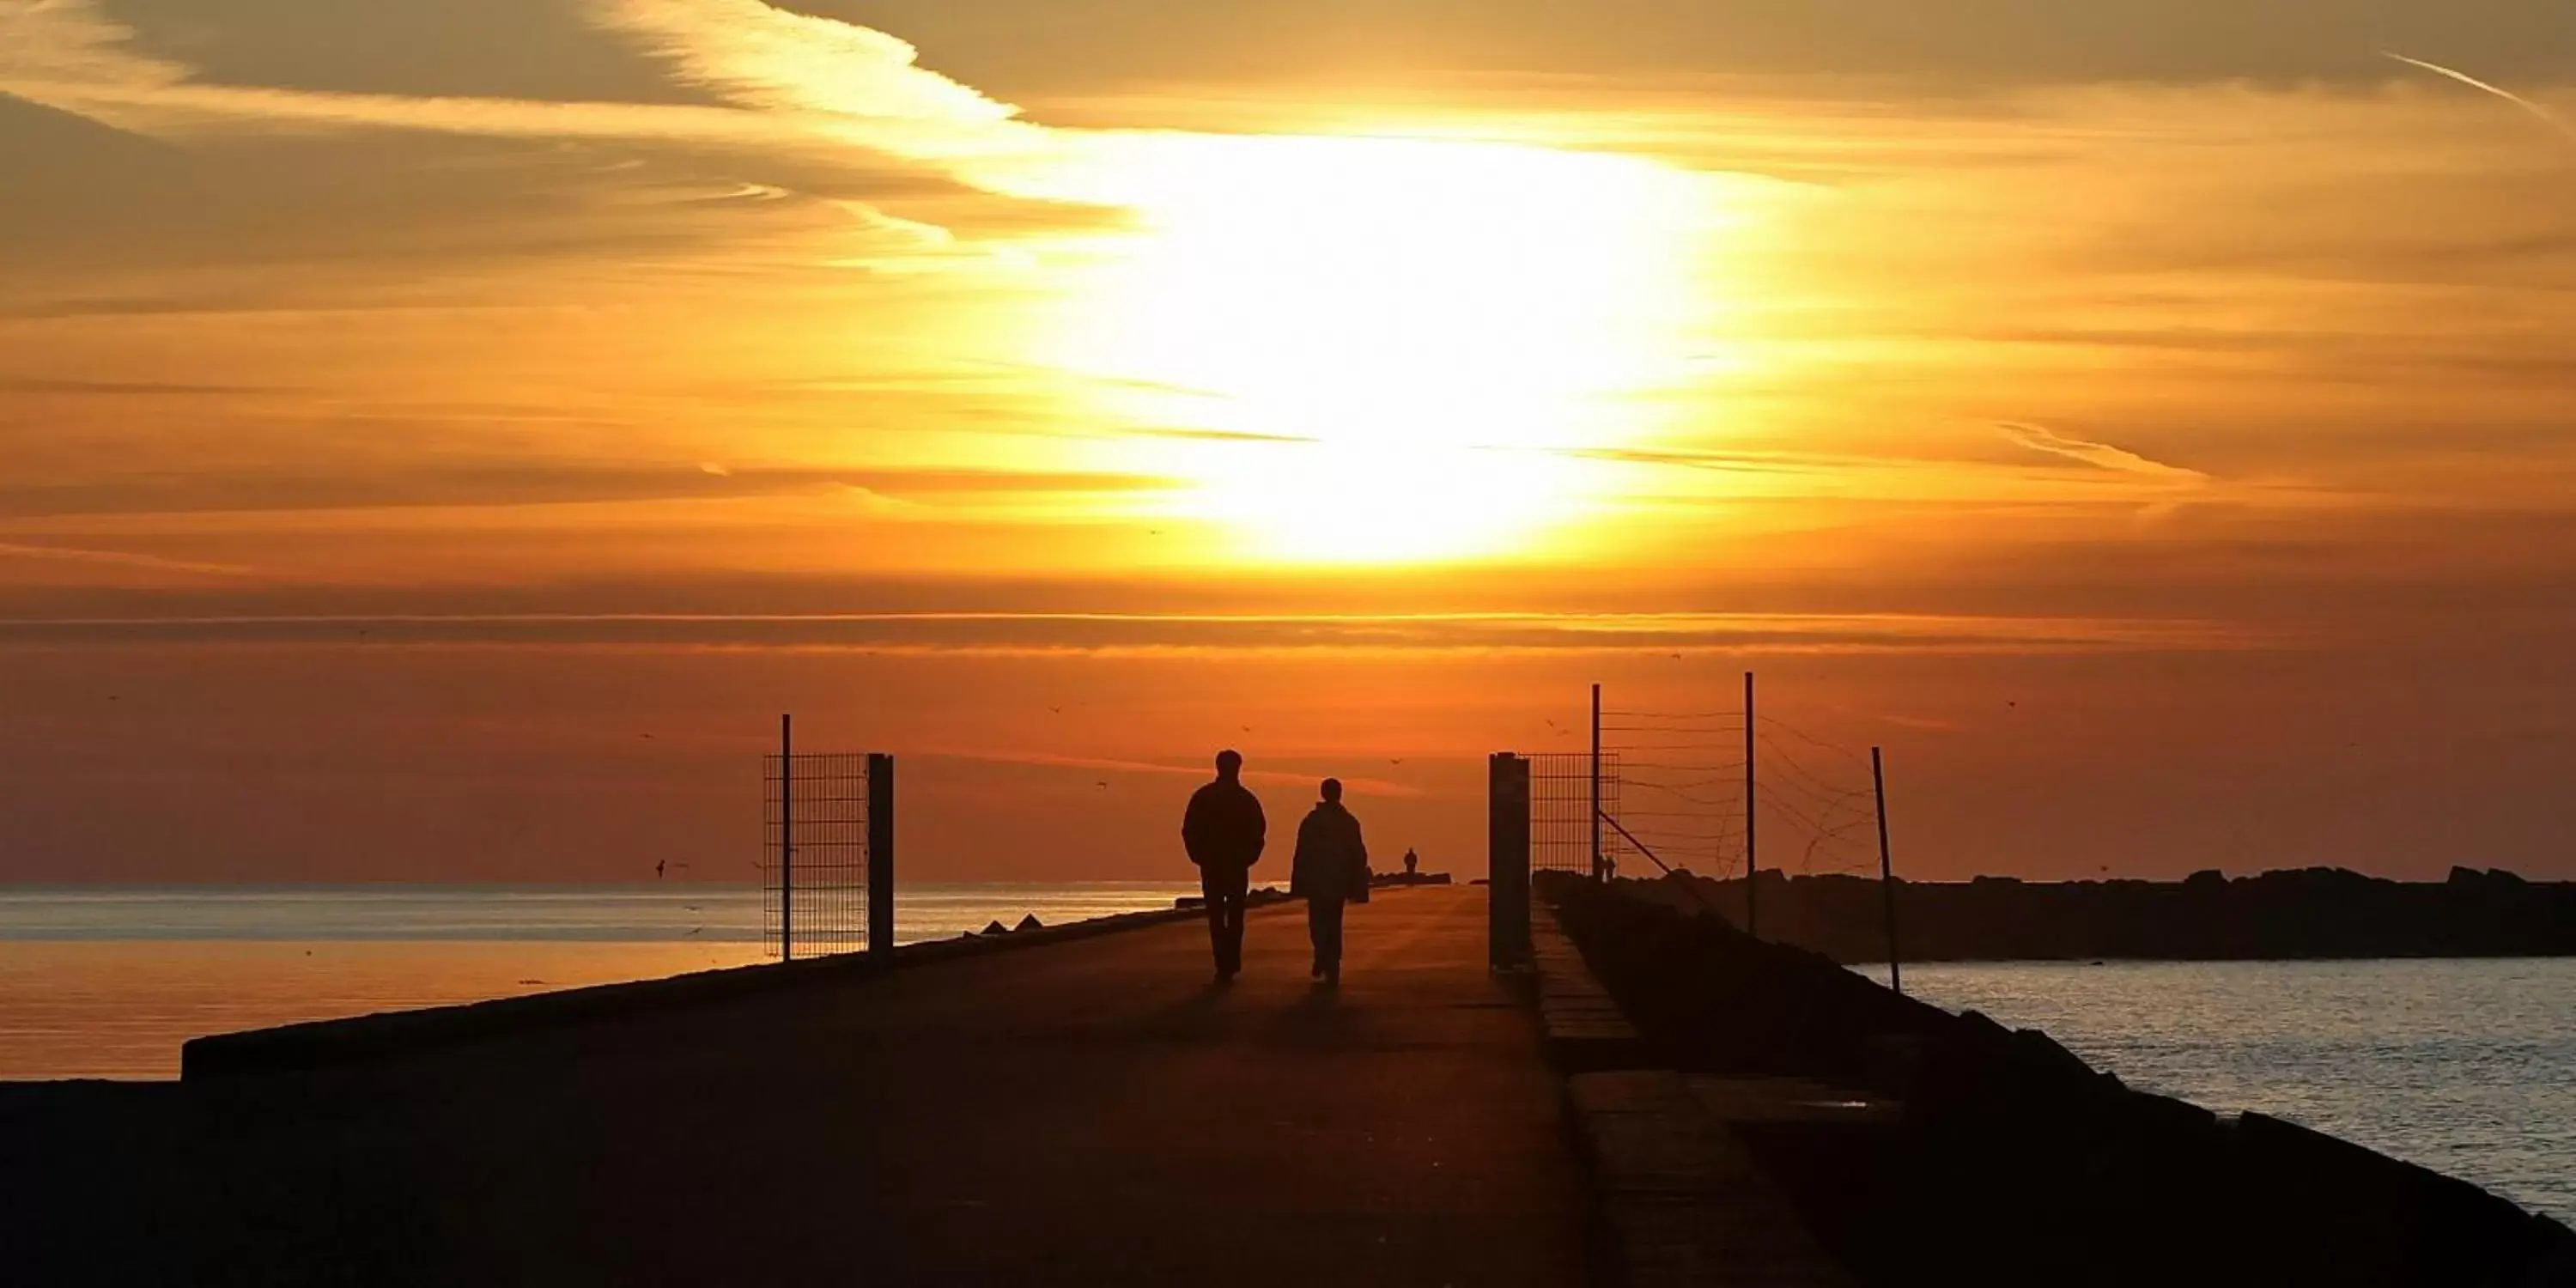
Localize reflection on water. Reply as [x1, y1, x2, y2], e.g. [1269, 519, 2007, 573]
[1904, 958, 2576, 1224]
[0, 883, 1199, 1079]
[0, 939, 765, 1080]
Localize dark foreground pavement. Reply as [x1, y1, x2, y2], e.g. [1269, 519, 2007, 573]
[6, 888, 1586, 1287]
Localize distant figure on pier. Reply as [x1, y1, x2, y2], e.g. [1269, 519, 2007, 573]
[1291, 778, 1370, 985]
[1402, 848, 1419, 878]
[1182, 749, 1266, 983]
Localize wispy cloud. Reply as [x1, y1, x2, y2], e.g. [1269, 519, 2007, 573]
[0, 463, 1180, 522]
[1128, 427, 1321, 445]
[2382, 51, 2575, 143]
[14, 76, 813, 149]
[0, 541, 263, 578]
[1994, 422, 2207, 485]
[1549, 444, 1848, 477]
[0, 610, 2269, 654]
[0, 0, 1135, 295]
[590, 0, 1018, 127]
[0, 377, 298, 397]
[0, 0, 929, 154]
[0, 0, 181, 90]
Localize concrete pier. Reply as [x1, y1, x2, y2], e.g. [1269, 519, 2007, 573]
[21, 877, 2563, 1286]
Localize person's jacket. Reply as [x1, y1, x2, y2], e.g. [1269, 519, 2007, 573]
[1291, 801, 1369, 902]
[1182, 779, 1266, 874]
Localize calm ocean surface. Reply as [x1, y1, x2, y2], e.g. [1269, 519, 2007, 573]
[5, 888, 2568, 1223]
[1899, 959, 2576, 1224]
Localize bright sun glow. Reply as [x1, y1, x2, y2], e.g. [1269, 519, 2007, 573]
[1042, 132, 1725, 563]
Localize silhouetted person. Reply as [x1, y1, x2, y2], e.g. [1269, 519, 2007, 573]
[1291, 778, 1369, 984]
[1182, 749, 1265, 982]
[1402, 847, 1419, 878]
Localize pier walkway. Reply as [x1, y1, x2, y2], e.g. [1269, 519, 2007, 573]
[17, 888, 1588, 1285]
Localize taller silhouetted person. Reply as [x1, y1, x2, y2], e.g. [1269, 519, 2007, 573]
[1291, 778, 1369, 985]
[1182, 749, 1266, 982]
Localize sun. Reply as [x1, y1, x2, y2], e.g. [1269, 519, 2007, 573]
[1040, 131, 1722, 563]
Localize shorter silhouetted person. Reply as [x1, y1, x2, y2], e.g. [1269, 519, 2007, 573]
[1182, 749, 1266, 982]
[1291, 778, 1369, 984]
[1402, 847, 1419, 877]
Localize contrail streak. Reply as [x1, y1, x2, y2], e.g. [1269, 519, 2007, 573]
[2381, 51, 2576, 141]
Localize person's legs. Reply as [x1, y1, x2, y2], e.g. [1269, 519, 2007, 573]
[1219, 883, 1246, 975]
[1315, 897, 1345, 983]
[1201, 869, 1235, 978]
[1202, 867, 1249, 978]
[1305, 896, 1327, 977]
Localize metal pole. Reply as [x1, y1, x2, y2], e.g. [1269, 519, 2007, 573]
[780, 713, 793, 963]
[1589, 683, 1604, 883]
[867, 753, 896, 955]
[1743, 671, 1758, 939]
[1873, 746, 1901, 994]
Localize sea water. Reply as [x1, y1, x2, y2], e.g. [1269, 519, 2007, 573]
[1901, 958, 2576, 1224]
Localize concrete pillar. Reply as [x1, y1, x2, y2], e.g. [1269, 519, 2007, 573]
[1489, 752, 1532, 970]
[867, 753, 896, 954]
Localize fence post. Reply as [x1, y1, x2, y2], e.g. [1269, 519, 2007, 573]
[1742, 671, 1758, 939]
[1589, 683, 1604, 883]
[1872, 746, 1901, 994]
[780, 713, 793, 963]
[1489, 752, 1533, 970]
[867, 753, 896, 955]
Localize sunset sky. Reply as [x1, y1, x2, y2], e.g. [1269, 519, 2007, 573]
[3, 0, 2571, 883]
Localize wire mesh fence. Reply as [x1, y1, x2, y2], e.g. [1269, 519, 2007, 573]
[1753, 716, 1885, 878]
[1497, 682, 1897, 958]
[1527, 751, 1616, 877]
[1597, 708, 1745, 880]
[1585, 690, 1888, 883]
[760, 750, 872, 959]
